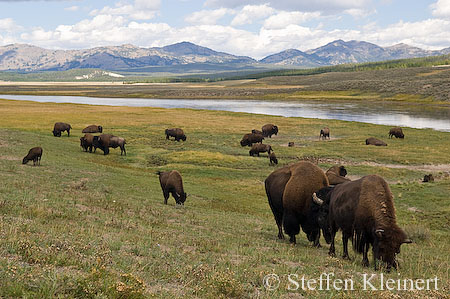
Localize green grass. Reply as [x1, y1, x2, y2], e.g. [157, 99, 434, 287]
[0, 99, 449, 298]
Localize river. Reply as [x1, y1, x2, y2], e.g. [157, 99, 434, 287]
[1, 94, 449, 132]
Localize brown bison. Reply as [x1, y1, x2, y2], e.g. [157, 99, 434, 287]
[265, 161, 329, 245]
[269, 152, 278, 165]
[288, 142, 295, 147]
[93, 134, 126, 155]
[423, 174, 434, 182]
[82, 125, 103, 134]
[313, 175, 412, 270]
[240, 133, 264, 147]
[262, 124, 278, 138]
[326, 165, 350, 185]
[53, 122, 71, 137]
[165, 128, 186, 142]
[249, 143, 272, 157]
[388, 127, 404, 139]
[251, 129, 262, 135]
[22, 147, 43, 166]
[80, 133, 95, 153]
[157, 170, 187, 205]
[320, 127, 330, 140]
[366, 137, 387, 146]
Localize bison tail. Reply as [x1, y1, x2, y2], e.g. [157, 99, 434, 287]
[155, 171, 162, 176]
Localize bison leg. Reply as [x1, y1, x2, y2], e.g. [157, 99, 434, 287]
[89, 145, 93, 153]
[328, 228, 336, 257]
[283, 213, 300, 245]
[67, 129, 70, 137]
[163, 191, 170, 205]
[313, 231, 321, 248]
[362, 242, 370, 267]
[342, 233, 351, 260]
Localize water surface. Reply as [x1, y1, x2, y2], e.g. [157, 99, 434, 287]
[1, 94, 449, 132]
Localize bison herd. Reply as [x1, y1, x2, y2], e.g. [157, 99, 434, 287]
[21, 119, 417, 271]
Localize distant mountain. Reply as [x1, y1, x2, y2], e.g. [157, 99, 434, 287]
[0, 40, 448, 72]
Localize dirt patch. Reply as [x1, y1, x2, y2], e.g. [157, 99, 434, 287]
[0, 155, 20, 161]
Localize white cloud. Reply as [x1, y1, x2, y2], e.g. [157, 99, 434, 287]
[263, 11, 321, 29]
[91, 0, 161, 20]
[64, 6, 79, 12]
[0, 18, 22, 32]
[185, 8, 233, 25]
[430, 0, 450, 17]
[230, 4, 274, 26]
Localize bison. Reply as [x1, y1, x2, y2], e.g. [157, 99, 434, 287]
[389, 127, 404, 139]
[312, 175, 412, 270]
[165, 128, 186, 142]
[53, 122, 71, 137]
[156, 170, 187, 205]
[262, 124, 278, 138]
[249, 143, 272, 157]
[80, 133, 94, 153]
[93, 134, 126, 155]
[366, 137, 387, 146]
[326, 165, 350, 185]
[319, 127, 330, 140]
[251, 129, 263, 135]
[288, 142, 295, 147]
[423, 174, 434, 182]
[265, 161, 329, 245]
[269, 152, 278, 165]
[22, 147, 43, 166]
[240, 133, 264, 147]
[82, 125, 103, 134]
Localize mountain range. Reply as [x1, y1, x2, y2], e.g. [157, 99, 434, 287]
[0, 40, 449, 72]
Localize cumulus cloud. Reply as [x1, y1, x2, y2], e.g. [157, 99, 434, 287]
[430, 0, 450, 17]
[0, 18, 22, 32]
[185, 8, 233, 25]
[263, 11, 321, 29]
[230, 4, 274, 26]
[90, 0, 161, 20]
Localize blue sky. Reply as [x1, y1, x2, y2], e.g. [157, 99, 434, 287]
[0, 0, 449, 59]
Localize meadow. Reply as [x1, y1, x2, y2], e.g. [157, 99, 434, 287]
[0, 98, 449, 298]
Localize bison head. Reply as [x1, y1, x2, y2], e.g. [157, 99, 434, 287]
[52, 130, 60, 137]
[240, 138, 249, 147]
[181, 135, 187, 141]
[22, 157, 29, 164]
[339, 166, 347, 177]
[374, 228, 412, 271]
[311, 186, 335, 244]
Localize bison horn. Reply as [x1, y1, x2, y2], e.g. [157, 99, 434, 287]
[375, 229, 384, 238]
[403, 239, 413, 244]
[312, 193, 323, 205]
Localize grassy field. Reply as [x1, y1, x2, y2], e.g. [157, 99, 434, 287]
[0, 98, 449, 298]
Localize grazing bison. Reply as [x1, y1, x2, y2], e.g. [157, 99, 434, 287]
[366, 137, 387, 146]
[156, 170, 187, 205]
[249, 143, 272, 157]
[262, 124, 278, 138]
[22, 147, 43, 166]
[82, 125, 103, 134]
[265, 161, 329, 245]
[251, 129, 263, 135]
[269, 152, 278, 165]
[326, 165, 350, 185]
[312, 175, 412, 270]
[53, 122, 71, 137]
[93, 134, 126, 155]
[165, 128, 186, 142]
[423, 174, 434, 182]
[389, 127, 404, 139]
[80, 133, 94, 153]
[240, 133, 264, 147]
[320, 127, 330, 140]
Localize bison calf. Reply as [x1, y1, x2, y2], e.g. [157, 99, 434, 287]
[53, 122, 71, 137]
[269, 152, 278, 165]
[165, 128, 186, 142]
[157, 170, 187, 205]
[423, 174, 434, 182]
[22, 147, 43, 166]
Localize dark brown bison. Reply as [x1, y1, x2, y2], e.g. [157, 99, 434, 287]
[269, 152, 278, 165]
[326, 165, 350, 185]
[288, 142, 295, 147]
[251, 129, 263, 135]
[423, 174, 434, 182]
[249, 143, 272, 157]
[82, 125, 103, 134]
[265, 161, 329, 245]
[93, 134, 126, 155]
[262, 124, 278, 138]
[240, 133, 264, 147]
[165, 128, 186, 141]
[319, 127, 330, 140]
[312, 175, 412, 271]
[389, 127, 404, 139]
[22, 147, 43, 166]
[80, 133, 94, 153]
[366, 137, 387, 146]
[53, 122, 71, 137]
[156, 170, 187, 205]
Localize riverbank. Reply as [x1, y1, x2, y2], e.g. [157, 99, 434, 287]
[0, 99, 449, 297]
